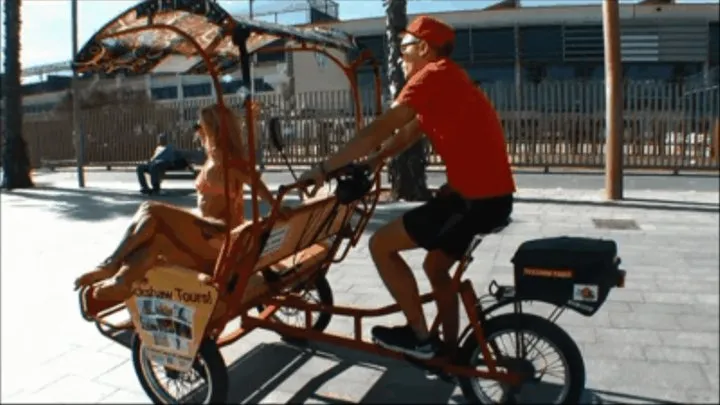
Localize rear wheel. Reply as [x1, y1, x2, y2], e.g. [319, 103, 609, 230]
[132, 334, 228, 404]
[257, 274, 334, 344]
[457, 313, 585, 404]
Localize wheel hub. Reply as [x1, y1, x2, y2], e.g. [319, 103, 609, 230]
[498, 357, 537, 383]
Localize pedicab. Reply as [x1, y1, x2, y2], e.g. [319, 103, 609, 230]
[75, 1, 627, 403]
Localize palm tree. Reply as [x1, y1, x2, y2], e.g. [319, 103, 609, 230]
[2, 0, 34, 189]
[383, 0, 430, 201]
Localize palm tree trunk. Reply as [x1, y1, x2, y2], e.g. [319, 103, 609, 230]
[384, 0, 431, 201]
[2, 0, 34, 189]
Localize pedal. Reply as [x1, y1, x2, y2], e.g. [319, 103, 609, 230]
[402, 354, 456, 384]
[424, 367, 455, 384]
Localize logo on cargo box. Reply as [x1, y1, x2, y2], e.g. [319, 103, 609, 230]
[566, 300, 594, 313]
[572, 284, 598, 302]
[523, 268, 573, 279]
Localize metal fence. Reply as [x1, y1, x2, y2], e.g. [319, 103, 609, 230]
[20, 80, 720, 172]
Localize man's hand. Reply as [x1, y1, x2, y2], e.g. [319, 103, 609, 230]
[366, 153, 384, 172]
[298, 162, 326, 188]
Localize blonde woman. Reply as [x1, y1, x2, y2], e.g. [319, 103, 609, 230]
[74, 103, 275, 302]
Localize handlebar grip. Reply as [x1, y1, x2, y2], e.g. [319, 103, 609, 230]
[277, 163, 372, 200]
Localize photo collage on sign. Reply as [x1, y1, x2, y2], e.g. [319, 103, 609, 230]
[146, 347, 193, 370]
[136, 297, 194, 355]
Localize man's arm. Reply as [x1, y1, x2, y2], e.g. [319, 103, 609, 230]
[322, 103, 417, 173]
[369, 118, 423, 164]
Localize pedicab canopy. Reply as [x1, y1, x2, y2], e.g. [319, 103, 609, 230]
[72, 0, 358, 77]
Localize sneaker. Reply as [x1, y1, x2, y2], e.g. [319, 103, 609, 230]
[371, 325, 440, 360]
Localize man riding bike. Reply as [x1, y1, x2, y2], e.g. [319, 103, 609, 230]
[299, 16, 516, 359]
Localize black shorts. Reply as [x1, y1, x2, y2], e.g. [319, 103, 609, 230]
[402, 191, 513, 260]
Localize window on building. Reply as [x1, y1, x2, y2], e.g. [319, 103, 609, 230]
[519, 25, 563, 62]
[546, 64, 577, 81]
[563, 24, 604, 62]
[624, 63, 674, 82]
[710, 22, 719, 66]
[471, 28, 515, 63]
[357, 69, 377, 89]
[452, 28, 472, 63]
[23, 103, 56, 114]
[590, 64, 605, 80]
[355, 35, 385, 64]
[221, 79, 244, 94]
[151, 86, 178, 100]
[254, 78, 274, 92]
[182, 83, 212, 98]
[256, 39, 287, 64]
[467, 64, 515, 84]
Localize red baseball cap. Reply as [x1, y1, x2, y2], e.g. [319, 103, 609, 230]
[401, 16, 455, 49]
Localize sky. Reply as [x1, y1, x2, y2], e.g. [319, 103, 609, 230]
[0, 0, 713, 73]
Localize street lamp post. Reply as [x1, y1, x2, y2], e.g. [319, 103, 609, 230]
[71, 0, 86, 187]
[602, 0, 623, 200]
[248, 0, 265, 171]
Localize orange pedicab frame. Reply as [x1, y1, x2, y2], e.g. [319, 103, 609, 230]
[73, 0, 538, 396]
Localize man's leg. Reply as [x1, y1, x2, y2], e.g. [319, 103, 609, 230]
[369, 196, 457, 359]
[423, 251, 459, 352]
[136, 163, 151, 193]
[369, 218, 428, 338]
[148, 161, 168, 193]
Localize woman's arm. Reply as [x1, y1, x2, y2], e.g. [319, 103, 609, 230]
[246, 171, 276, 205]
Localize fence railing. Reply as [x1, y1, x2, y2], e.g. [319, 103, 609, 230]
[20, 80, 720, 172]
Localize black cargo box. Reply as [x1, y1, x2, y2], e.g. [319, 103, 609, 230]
[511, 236, 621, 316]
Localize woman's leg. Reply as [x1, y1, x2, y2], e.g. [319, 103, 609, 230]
[75, 201, 224, 290]
[92, 232, 216, 301]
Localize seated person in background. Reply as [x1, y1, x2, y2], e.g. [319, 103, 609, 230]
[75, 102, 275, 303]
[136, 133, 178, 195]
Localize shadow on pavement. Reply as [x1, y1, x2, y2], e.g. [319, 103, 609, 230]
[225, 341, 457, 404]
[2, 185, 196, 221]
[1, 185, 280, 222]
[516, 196, 719, 214]
[96, 328, 683, 404]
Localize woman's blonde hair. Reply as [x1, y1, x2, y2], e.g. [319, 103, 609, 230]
[198, 102, 262, 162]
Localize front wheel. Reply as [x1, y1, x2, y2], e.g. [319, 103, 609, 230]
[132, 334, 228, 404]
[457, 313, 586, 404]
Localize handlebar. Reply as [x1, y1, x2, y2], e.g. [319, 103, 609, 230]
[276, 163, 372, 202]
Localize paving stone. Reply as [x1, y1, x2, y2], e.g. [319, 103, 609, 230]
[10, 375, 117, 404]
[607, 312, 682, 331]
[2, 175, 717, 404]
[658, 331, 720, 350]
[675, 314, 720, 333]
[580, 342, 647, 361]
[643, 346, 710, 364]
[96, 389, 151, 404]
[595, 328, 662, 346]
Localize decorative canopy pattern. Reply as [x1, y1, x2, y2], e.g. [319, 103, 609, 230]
[73, 0, 357, 76]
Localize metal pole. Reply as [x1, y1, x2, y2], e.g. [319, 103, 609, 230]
[249, 0, 256, 96]
[249, 0, 265, 171]
[602, 0, 623, 200]
[71, 0, 85, 187]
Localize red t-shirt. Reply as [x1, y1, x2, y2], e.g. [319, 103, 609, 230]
[395, 58, 516, 199]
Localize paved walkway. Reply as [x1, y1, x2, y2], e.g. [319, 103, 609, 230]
[1, 175, 718, 403]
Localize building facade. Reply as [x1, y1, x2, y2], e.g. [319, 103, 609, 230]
[16, 0, 720, 113]
[346, 1, 719, 89]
